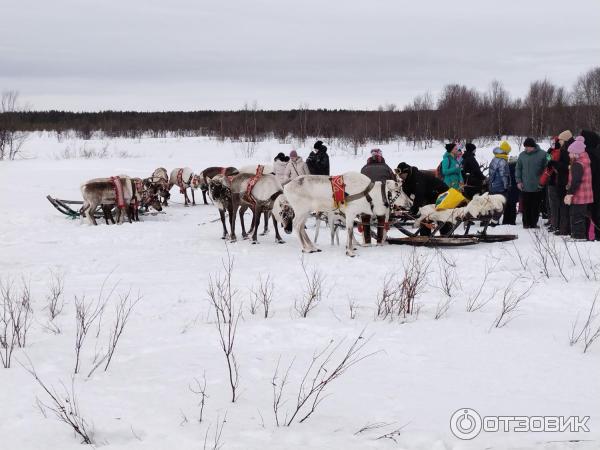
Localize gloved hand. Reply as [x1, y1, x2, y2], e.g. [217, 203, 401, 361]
[564, 194, 573, 205]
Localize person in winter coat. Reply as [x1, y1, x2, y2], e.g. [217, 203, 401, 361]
[273, 152, 290, 185]
[580, 129, 600, 240]
[554, 130, 575, 235]
[396, 162, 448, 216]
[359, 149, 395, 245]
[488, 141, 512, 223]
[306, 140, 330, 175]
[515, 137, 547, 228]
[564, 136, 594, 240]
[461, 143, 486, 199]
[544, 137, 562, 232]
[505, 156, 519, 225]
[283, 150, 310, 183]
[440, 143, 463, 190]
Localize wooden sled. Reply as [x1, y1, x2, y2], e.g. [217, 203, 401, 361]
[386, 236, 479, 247]
[46, 195, 104, 219]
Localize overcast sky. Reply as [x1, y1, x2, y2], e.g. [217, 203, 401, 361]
[2, 0, 599, 111]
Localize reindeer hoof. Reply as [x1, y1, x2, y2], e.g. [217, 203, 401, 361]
[276, 239, 285, 244]
[346, 251, 356, 257]
[251, 240, 258, 245]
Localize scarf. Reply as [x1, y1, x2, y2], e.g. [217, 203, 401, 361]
[493, 147, 509, 160]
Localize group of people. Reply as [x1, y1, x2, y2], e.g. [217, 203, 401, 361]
[272, 132, 600, 243]
[436, 131, 599, 241]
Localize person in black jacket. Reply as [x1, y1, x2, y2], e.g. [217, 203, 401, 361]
[396, 162, 448, 216]
[555, 130, 575, 235]
[306, 140, 330, 175]
[461, 143, 486, 199]
[580, 129, 600, 240]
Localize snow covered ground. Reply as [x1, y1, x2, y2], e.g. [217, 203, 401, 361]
[1, 133, 599, 450]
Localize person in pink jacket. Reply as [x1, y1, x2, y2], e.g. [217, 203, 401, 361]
[284, 150, 310, 183]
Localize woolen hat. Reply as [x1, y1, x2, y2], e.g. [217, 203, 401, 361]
[396, 162, 411, 173]
[371, 148, 382, 157]
[465, 143, 476, 153]
[558, 130, 573, 141]
[445, 143, 456, 152]
[314, 140, 324, 150]
[523, 137, 537, 148]
[290, 150, 298, 158]
[568, 136, 586, 154]
[499, 140, 512, 152]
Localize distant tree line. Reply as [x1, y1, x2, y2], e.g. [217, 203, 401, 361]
[1, 66, 598, 150]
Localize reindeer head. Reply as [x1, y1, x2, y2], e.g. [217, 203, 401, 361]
[273, 195, 294, 234]
[385, 179, 412, 210]
[191, 174, 202, 189]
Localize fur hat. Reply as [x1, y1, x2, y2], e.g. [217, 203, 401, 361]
[314, 140, 326, 151]
[499, 141, 512, 152]
[523, 137, 537, 148]
[275, 152, 286, 161]
[568, 136, 586, 154]
[465, 143, 476, 153]
[371, 148, 383, 157]
[558, 130, 573, 142]
[290, 150, 298, 158]
[445, 143, 457, 152]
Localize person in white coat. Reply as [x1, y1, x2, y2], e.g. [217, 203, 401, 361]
[284, 150, 310, 183]
[273, 152, 289, 184]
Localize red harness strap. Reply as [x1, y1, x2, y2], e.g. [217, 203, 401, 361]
[329, 175, 346, 208]
[244, 165, 265, 205]
[110, 176, 126, 209]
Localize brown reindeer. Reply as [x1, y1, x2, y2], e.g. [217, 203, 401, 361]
[199, 167, 239, 204]
[80, 176, 134, 225]
[150, 167, 171, 206]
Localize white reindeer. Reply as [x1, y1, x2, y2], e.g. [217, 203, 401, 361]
[168, 167, 201, 206]
[283, 172, 411, 257]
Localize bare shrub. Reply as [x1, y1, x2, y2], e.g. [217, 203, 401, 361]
[433, 250, 460, 298]
[531, 229, 568, 282]
[491, 278, 535, 329]
[21, 359, 94, 444]
[250, 274, 274, 319]
[86, 291, 141, 377]
[0, 91, 29, 161]
[294, 258, 326, 318]
[465, 262, 497, 312]
[207, 250, 241, 402]
[189, 372, 209, 423]
[348, 297, 359, 319]
[272, 330, 376, 426]
[1, 278, 33, 368]
[376, 253, 428, 320]
[203, 412, 227, 450]
[570, 291, 600, 353]
[509, 241, 529, 271]
[46, 270, 65, 320]
[74, 293, 108, 374]
[434, 297, 453, 320]
[399, 249, 429, 316]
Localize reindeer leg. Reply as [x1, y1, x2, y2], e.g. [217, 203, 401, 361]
[203, 190, 208, 205]
[345, 214, 356, 257]
[191, 188, 196, 206]
[273, 214, 284, 243]
[240, 205, 249, 239]
[251, 205, 261, 243]
[314, 214, 321, 243]
[260, 210, 269, 235]
[229, 198, 238, 242]
[219, 209, 229, 239]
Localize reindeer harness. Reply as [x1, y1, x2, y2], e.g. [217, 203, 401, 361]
[176, 168, 193, 194]
[243, 165, 265, 207]
[110, 176, 126, 209]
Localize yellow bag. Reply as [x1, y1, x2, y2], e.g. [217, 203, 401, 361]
[435, 188, 467, 210]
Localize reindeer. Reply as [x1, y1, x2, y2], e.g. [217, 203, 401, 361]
[150, 167, 171, 206]
[229, 172, 285, 244]
[199, 166, 239, 205]
[80, 176, 134, 225]
[168, 167, 201, 206]
[283, 172, 411, 256]
[236, 164, 274, 235]
[129, 177, 163, 221]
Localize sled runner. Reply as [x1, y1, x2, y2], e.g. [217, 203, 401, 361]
[47, 195, 112, 219]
